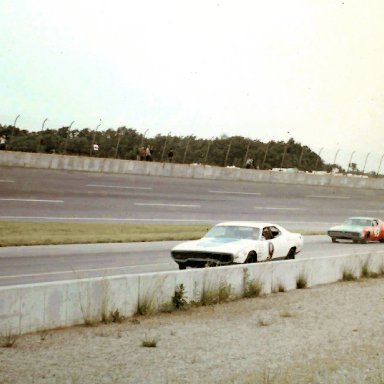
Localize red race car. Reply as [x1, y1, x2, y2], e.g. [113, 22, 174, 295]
[328, 217, 384, 243]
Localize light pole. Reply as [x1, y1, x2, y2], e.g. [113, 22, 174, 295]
[11, 114, 20, 138]
[224, 139, 232, 167]
[346, 150, 355, 173]
[261, 141, 271, 169]
[37, 118, 48, 152]
[14, 114, 20, 128]
[362, 152, 370, 175]
[90, 120, 102, 156]
[42, 118, 48, 131]
[314, 147, 324, 172]
[182, 137, 190, 164]
[333, 148, 341, 166]
[63, 121, 75, 155]
[377, 153, 384, 177]
[242, 140, 252, 167]
[280, 131, 290, 169]
[161, 131, 172, 161]
[204, 136, 215, 164]
[114, 129, 124, 159]
[298, 147, 305, 168]
[280, 141, 289, 169]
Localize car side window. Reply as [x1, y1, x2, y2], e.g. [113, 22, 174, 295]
[269, 226, 281, 238]
[262, 226, 281, 239]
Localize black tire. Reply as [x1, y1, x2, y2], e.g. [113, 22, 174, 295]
[360, 238, 368, 244]
[178, 264, 187, 270]
[332, 238, 337, 243]
[245, 251, 257, 264]
[286, 247, 296, 260]
[380, 238, 384, 243]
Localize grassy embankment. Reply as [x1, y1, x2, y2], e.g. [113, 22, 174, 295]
[0, 221, 324, 247]
[0, 221, 210, 247]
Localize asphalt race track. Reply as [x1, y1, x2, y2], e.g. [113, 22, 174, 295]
[1, 166, 384, 229]
[1, 166, 384, 286]
[1, 236, 384, 286]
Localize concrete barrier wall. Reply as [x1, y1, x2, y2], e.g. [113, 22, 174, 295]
[1, 150, 384, 189]
[1, 251, 384, 336]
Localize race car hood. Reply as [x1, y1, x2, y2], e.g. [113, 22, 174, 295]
[329, 224, 365, 232]
[172, 237, 255, 254]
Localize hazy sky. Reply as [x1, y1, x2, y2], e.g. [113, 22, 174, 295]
[1, 0, 384, 170]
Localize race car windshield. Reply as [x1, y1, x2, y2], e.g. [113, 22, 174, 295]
[344, 218, 372, 226]
[204, 226, 260, 240]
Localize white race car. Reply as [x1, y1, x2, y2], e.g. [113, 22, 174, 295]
[171, 221, 303, 269]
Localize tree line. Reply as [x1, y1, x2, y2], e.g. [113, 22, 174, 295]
[0, 124, 331, 171]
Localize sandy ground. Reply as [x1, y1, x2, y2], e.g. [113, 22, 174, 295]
[1, 278, 384, 384]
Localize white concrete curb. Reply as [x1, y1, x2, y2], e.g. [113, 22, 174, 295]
[1, 251, 384, 336]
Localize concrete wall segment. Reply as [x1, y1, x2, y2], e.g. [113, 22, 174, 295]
[2, 151, 384, 189]
[1, 250, 384, 336]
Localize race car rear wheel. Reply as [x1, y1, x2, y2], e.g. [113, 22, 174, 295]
[178, 264, 187, 270]
[245, 251, 257, 264]
[380, 238, 384, 243]
[331, 238, 337, 243]
[286, 247, 296, 260]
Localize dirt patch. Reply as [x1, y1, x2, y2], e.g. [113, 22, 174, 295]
[1, 279, 384, 383]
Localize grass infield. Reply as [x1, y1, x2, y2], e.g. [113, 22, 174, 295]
[0, 221, 324, 247]
[0, 221, 210, 247]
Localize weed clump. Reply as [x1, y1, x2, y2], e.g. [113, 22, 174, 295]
[243, 270, 262, 298]
[0, 330, 18, 348]
[172, 284, 188, 310]
[137, 294, 155, 316]
[361, 262, 370, 278]
[201, 281, 231, 306]
[141, 334, 159, 348]
[342, 268, 357, 281]
[296, 273, 307, 289]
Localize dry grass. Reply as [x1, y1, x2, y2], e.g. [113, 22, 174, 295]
[0, 221, 323, 247]
[141, 334, 159, 348]
[0, 221, 209, 247]
[342, 267, 357, 281]
[296, 273, 308, 289]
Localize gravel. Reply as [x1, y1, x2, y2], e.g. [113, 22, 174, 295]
[1, 278, 384, 384]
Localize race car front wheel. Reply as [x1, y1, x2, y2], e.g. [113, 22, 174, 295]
[245, 251, 257, 264]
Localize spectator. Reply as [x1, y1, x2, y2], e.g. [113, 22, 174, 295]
[245, 158, 253, 169]
[0, 135, 6, 150]
[145, 145, 152, 161]
[167, 148, 174, 162]
[139, 147, 146, 161]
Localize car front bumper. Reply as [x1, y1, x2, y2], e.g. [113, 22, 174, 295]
[171, 250, 234, 267]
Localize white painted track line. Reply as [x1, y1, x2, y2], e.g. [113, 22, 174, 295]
[0, 199, 64, 203]
[254, 207, 305, 210]
[209, 190, 261, 195]
[0, 262, 173, 280]
[0, 179, 14, 183]
[306, 195, 350, 199]
[0, 215, 336, 226]
[87, 184, 152, 190]
[0, 216, 214, 222]
[134, 203, 200, 208]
